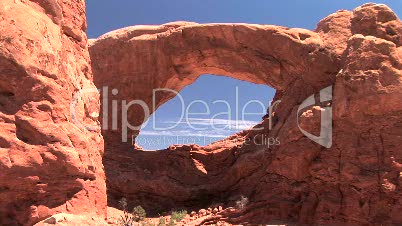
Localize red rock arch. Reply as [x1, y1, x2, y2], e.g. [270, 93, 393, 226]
[88, 5, 402, 225]
[89, 21, 341, 217]
[90, 22, 337, 147]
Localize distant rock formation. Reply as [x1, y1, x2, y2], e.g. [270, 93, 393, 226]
[0, 1, 401, 225]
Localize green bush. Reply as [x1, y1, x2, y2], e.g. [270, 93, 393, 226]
[132, 205, 147, 222]
[117, 198, 148, 226]
[171, 210, 187, 222]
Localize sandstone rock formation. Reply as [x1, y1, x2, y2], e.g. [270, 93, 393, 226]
[89, 21, 338, 146]
[90, 3, 402, 226]
[0, 0, 106, 225]
[0, 1, 401, 225]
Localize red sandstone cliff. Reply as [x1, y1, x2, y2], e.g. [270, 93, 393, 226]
[0, 1, 401, 225]
[0, 0, 106, 225]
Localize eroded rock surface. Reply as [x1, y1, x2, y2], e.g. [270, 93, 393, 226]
[0, 0, 106, 225]
[90, 3, 402, 225]
[0, 1, 401, 225]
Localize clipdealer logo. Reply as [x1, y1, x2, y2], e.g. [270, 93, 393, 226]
[297, 86, 333, 148]
[70, 86, 333, 149]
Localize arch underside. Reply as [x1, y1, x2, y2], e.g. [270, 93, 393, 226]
[89, 4, 402, 224]
[89, 21, 340, 214]
[90, 22, 337, 144]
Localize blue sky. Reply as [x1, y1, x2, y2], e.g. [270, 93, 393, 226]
[87, 1, 401, 150]
[136, 75, 271, 149]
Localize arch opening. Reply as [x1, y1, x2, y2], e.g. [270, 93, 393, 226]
[99, 72, 280, 214]
[136, 74, 276, 150]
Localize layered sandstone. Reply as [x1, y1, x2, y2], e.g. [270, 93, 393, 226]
[0, 0, 106, 225]
[90, 3, 402, 225]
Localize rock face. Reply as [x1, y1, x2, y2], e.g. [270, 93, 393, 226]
[0, 1, 401, 225]
[0, 0, 106, 225]
[90, 3, 402, 226]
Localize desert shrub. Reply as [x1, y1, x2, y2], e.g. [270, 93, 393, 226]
[119, 197, 128, 209]
[171, 210, 187, 222]
[133, 205, 147, 222]
[119, 213, 135, 226]
[235, 196, 249, 210]
[118, 198, 135, 226]
[118, 198, 148, 226]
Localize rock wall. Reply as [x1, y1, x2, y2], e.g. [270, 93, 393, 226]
[0, 1, 401, 225]
[0, 0, 106, 225]
[90, 3, 402, 225]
